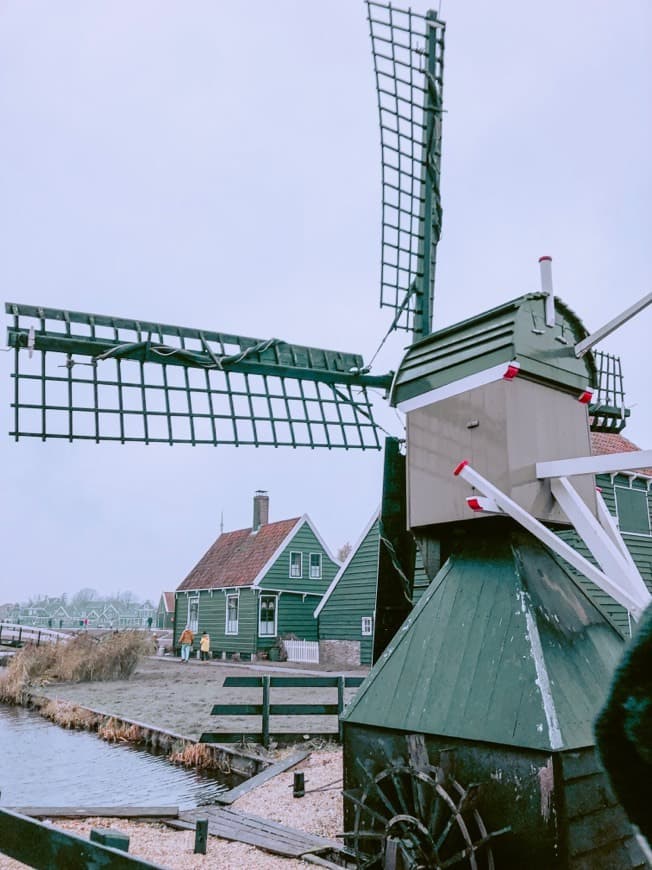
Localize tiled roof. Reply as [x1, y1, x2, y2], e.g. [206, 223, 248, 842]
[162, 591, 175, 612]
[176, 518, 301, 591]
[590, 432, 652, 474]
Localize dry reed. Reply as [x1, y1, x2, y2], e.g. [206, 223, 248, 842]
[0, 631, 154, 704]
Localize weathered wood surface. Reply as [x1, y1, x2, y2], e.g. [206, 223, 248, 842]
[216, 750, 311, 805]
[169, 805, 342, 858]
[0, 808, 167, 869]
[10, 806, 179, 819]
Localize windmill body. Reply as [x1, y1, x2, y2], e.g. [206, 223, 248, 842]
[4, 2, 652, 867]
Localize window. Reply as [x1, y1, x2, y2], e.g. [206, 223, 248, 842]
[188, 596, 199, 632]
[361, 616, 373, 636]
[259, 595, 277, 636]
[225, 595, 239, 634]
[289, 551, 303, 579]
[615, 485, 651, 536]
[309, 553, 322, 579]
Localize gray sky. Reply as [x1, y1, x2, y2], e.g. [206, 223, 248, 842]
[1, 1, 650, 605]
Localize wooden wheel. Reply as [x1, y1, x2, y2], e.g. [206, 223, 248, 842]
[344, 755, 505, 870]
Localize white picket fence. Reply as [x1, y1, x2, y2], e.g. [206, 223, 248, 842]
[283, 639, 320, 664]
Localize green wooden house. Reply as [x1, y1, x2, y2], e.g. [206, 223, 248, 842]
[315, 510, 430, 666]
[156, 592, 175, 629]
[174, 492, 340, 659]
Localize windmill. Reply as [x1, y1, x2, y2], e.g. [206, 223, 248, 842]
[5, 1, 652, 867]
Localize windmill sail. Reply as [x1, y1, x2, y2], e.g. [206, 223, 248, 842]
[6, 302, 390, 449]
[367, 1, 445, 340]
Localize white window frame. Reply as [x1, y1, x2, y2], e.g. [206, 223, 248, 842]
[188, 595, 200, 633]
[259, 594, 278, 637]
[614, 483, 652, 538]
[225, 594, 239, 635]
[309, 552, 322, 579]
[361, 616, 373, 636]
[289, 551, 303, 579]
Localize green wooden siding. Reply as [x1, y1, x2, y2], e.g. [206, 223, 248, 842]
[260, 521, 339, 595]
[174, 589, 258, 656]
[556, 473, 652, 636]
[255, 591, 322, 651]
[318, 519, 380, 665]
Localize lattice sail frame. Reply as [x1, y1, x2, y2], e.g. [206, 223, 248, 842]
[6, 303, 391, 449]
[590, 350, 629, 433]
[367, 1, 445, 340]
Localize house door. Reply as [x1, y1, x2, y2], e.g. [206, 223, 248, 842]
[188, 596, 199, 633]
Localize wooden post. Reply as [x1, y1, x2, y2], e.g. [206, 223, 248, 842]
[337, 676, 345, 742]
[262, 675, 270, 748]
[293, 772, 305, 798]
[194, 819, 208, 854]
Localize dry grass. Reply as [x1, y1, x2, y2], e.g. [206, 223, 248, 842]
[0, 631, 154, 704]
[168, 741, 229, 772]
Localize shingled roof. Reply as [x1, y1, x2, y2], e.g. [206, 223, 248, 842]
[161, 591, 175, 612]
[176, 518, 301, 591]
[591, 431, 652, 475]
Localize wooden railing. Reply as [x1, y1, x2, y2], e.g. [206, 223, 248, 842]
[0, 623, 71, 647]
[200, 675, 365, 748]
[0, 808, 165, 869]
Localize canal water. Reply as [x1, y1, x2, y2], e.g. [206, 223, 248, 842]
[0, 705, 230, 809]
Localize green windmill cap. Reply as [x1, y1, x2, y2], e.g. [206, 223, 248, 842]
[390, 293, 597, 408]
[342, 524, 624, 752]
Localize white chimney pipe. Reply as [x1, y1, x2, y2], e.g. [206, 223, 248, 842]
[539, 256, 555, 327]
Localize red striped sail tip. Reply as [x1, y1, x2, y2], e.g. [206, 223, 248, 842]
[466, 497, 483, 512]
[578, 389, 593, 404]
[453, 460, 469, 476]
[538, 255, 552, 262]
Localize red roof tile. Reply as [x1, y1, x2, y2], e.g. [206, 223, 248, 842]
[590, 432, 652, 475]
[176, 518, 301, 591]
[162, 591, 175, 612]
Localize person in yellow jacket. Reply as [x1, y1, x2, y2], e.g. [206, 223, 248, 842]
[199, 630, 211, 662]
[179, 626, 194, 662]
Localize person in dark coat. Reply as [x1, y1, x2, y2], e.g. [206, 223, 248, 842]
[595, 603, 652, 845]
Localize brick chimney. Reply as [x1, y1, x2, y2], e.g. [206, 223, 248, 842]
[253, 490, 269, 531]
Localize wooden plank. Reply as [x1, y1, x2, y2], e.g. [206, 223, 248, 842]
[209, 704, 338, 716]
[222, 676, 365, 688]
[200, 732, 337, 744]
[176, 806, 342, 854]
[211, 704, 263, 715]
[216, 750, 311, 805]
[0, 808, 167, 869]
[9, 806, 179, 819]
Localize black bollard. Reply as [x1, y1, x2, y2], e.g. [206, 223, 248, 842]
[194, 818, 208, 854]
[293, 771, 305, 798]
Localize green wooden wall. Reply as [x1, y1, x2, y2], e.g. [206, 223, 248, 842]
[261, 521, 339, 595]
[318, 518, 380, 664]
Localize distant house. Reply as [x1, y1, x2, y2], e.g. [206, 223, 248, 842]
[315, 511, 429, 666]
[157, 592, 175, 629]
[174, 491, 340, 659]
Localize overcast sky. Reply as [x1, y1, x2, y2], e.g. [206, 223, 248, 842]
[1, 1, 650, 605]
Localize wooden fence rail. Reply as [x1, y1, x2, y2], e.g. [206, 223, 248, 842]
[200, 675, 365, 748]
[0, 808, 166, 869]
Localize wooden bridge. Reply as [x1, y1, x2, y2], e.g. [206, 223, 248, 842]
[0, 622, 71, 647]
